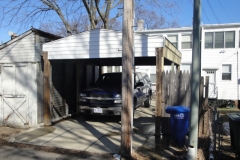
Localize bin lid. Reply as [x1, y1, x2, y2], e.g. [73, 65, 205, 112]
[227, 113, 240, 122]
[165, 106, 190, 113]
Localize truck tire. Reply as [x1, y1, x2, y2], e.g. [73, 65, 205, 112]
[144, 95, 151, 108]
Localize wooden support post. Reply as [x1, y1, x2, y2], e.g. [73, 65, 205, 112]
[121, 0, 133, 158]
[177, 65, 180, 71]
[155, 47, 164, 136]
[76, 64, 80, 114]
[43, 52, 52, 126]
[99, 65, 102, 76]
[171, 62, 174, 71]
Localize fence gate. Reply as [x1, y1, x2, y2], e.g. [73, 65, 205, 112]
[1, 64, 29, 127]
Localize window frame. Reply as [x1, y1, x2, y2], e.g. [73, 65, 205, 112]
[181, 34, 192, 49]
[204, 31, 235, 49]
[222, 64, 232, 80]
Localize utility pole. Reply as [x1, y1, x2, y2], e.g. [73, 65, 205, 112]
[121, 0, 133, 158]
[188, 0, 201, 159]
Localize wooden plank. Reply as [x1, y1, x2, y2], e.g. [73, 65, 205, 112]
[43, 52, 52, 126]
[121, 0, 133, 158]
[155, 47, 164, 136]
[185, 71, 191, 107]
[163, 39, 182, 65]
[37, 70, 44, 123]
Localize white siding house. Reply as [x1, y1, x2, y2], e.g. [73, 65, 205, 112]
[136, 23, 240, 102]
[201, 24, 240, 101]
[0, 28, 61, 128]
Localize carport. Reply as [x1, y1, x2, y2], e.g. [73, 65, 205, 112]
[42, 29, 181, 132]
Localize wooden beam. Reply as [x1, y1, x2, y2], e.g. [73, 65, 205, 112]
[155, 47, 164, 136]
[163, 39, 182, 65]
[121, 0, 133, 158]
[43, 52, 52, 126]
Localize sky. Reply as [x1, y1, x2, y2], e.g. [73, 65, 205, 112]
[1, 0, 240, 44]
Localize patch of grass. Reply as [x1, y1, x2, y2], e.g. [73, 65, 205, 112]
[217, 108, 240, 114]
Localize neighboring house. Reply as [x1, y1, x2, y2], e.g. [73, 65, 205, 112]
[0, 28, 62, 128]
[136, 23, 240, 103]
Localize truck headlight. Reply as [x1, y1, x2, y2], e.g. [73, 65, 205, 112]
[80, 93, 87, 97]
[115, 94, 121, 98]
[114, 94, 121, 103]
[114, 100, 122, 103]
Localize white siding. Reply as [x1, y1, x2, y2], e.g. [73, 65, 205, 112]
[0, 33, 36, 63]
[138, 24, 240, 100]
[202, 27, 240, 100]
[43, 29, 164, 60]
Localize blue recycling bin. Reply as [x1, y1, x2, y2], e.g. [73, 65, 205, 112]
[165, 106, 190, 147]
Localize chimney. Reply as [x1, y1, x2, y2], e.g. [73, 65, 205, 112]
[11, 33, 18, 40]
[137, 19, 144, 31]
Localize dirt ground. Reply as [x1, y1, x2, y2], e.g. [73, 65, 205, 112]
[197, 108, 238, 160]
[0, 109, 238, 160]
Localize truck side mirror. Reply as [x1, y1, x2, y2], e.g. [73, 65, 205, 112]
[136, 82, 144, 87]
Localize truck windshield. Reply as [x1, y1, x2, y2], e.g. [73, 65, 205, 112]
[95, 73, 121, 87]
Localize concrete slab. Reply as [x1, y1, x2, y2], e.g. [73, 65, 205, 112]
[13, 126, 69, 145]
[8, 100, 159, 156]
[86, 132, 147, 154]
[42, 128, 105, 150]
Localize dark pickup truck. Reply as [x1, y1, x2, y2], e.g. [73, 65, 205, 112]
[78, 72, 152, 116]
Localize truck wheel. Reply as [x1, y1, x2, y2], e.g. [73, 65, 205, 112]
[144, 96, 151, 108]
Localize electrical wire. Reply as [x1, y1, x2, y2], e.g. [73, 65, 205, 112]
[206, 0, 221, 24]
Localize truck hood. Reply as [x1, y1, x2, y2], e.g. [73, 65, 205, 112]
[82, 87, 121, 97]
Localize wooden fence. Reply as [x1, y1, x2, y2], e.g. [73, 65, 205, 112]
[159, 70, 208, 134]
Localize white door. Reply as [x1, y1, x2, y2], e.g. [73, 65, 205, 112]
[205, 70, 217, 98]
[2, 64, 29, 127]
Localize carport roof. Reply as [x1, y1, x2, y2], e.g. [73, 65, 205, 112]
[43, 29, 181, 66]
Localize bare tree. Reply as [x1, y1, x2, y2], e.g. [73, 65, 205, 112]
[135, 7, 179, 29]
[0, 0, 180, 36]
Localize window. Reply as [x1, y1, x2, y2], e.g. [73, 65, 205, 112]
[167, 35, 178, 48]
[181, 34, 192, 49]
[215, 32, 224, 48]
[205, 32, 213, 48]
[205, 31, 235, 48]
[222, 65, 231, 80]
[225, 31, 235, 48]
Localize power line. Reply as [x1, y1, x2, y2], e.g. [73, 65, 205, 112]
[217, 0, 233, 23]
[206, 0, 221, 24]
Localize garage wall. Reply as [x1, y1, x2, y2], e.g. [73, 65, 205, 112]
[43, 29, 165, 60]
